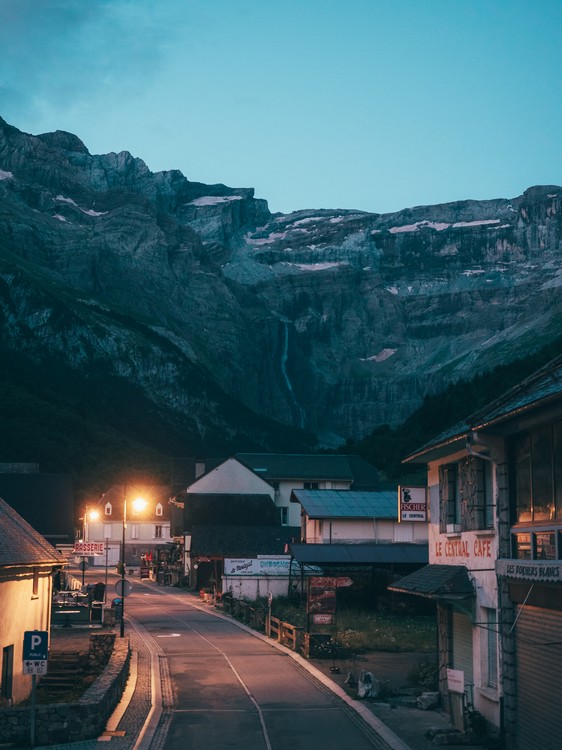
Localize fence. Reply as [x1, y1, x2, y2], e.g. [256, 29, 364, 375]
[217, 596, 305, 653]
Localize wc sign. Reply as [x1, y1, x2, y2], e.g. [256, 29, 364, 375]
[23, 631, 49, 674]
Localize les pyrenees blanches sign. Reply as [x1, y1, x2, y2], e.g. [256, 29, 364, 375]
[398, 486, 428, 522]
[224, 558, 292, 576]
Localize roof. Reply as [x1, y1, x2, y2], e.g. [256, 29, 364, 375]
[291, 489, 397, 519]
[235, 453, 379, 486]
[289, 542, 428, 566]
[0, 472, 75, 545]
[405, 355, 562, 463]
[387, 564, 475, 600]
[97, 484, 172, 521]
[185, 494, 279, 527]
[0, 496, 62, 567]
[190, 525, 300, 557]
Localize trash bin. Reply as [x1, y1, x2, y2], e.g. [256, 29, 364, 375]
[112, 597, 123, 621]
[91, 601, 103, 622]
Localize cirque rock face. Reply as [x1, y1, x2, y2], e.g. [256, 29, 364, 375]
[0, 116, 561, 445]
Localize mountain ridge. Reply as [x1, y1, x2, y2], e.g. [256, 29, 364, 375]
[1, 116, 561, 460]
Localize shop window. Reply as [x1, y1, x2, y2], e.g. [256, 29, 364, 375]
[534, 531, 556, 559]
[513, 532, 531, 559]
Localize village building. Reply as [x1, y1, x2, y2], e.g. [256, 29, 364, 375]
[0, 497, 62, 705]
[390, 355, 562, 749]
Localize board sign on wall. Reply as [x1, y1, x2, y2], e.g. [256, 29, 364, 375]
[398, 486, 428, 522]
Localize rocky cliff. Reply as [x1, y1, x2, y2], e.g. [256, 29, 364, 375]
[1, 116, 561, 447]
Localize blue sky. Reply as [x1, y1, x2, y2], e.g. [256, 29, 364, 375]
[1, 0, 560, 215]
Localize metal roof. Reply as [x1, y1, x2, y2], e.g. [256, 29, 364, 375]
[236, 453, 379, 485]
[291, 489, 398, 519]
[289, 542, 428, 565]
[388, 564, 475, 600]
[0, 496, 62, 567]
[190, 525, 300, 557]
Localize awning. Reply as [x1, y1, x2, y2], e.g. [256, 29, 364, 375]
[388, 564, 475, 600]
[289, 543, 428, 566]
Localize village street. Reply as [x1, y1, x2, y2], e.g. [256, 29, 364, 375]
[124, 578, 400, 750]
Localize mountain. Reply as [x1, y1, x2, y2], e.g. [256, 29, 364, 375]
[1, 116, 561, 467]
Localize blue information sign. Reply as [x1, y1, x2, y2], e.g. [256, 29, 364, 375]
[23, 631, 49, 661]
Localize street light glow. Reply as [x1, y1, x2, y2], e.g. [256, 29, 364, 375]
[132, 497, 148, 513]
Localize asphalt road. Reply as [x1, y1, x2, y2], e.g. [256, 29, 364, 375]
[125, 582, 396, 750]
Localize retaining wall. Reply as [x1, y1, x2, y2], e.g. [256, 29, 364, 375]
[0, 636, 130, 746]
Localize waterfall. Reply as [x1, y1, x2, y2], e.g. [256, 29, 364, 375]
[281, 323, 305, 429]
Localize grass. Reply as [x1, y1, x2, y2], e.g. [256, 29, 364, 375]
[269, 598, 437, 654]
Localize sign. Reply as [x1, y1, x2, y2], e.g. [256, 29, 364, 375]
[23, 660, 47, 675]
[225, 557, 294, 576]
[74, 541, 105, 555]
[23, 631, 48, 661]
[496, 559, 562, 582]
[313, 614, 333, 625]
[115, 578, 133, 597]
[398, 486, 428, 522]
[447, 668, 465, 694]
[309, 576, 353, 588]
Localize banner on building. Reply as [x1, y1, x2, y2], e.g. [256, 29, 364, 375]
[398, 486, 428, 522]
[74, 541, 105, 555]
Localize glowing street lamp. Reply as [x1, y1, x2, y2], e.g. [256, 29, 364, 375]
[120, 494, 147, 638]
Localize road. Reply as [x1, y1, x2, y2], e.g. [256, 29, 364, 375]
[124, 580, 397, 750]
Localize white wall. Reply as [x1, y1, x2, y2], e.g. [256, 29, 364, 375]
[303, 516, 428, 544]
[0, 569, 53, 704]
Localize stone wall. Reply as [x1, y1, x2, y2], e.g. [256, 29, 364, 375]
[0, 636, 130, 746]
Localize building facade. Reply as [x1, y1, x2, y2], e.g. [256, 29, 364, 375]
[391, 356, 562, 749]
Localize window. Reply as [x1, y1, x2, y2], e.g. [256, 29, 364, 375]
[156, 503, 163, 517]
[155, 525, 163, 539]
[32, 567, 39, 597]
[486, 609, 498, 689]
[103, 524, 112, 540]
[104, 502, 112, 516]
[513, 426, 558, 523]
[1, 645, 14, 702]
[280, 507, 288, 525]
[443, 464, 460, 528]
[482, 460, 494, 529]
[304, 482, 319, 490]
[130, 524, 140, 540]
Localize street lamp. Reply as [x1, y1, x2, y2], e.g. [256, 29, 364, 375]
[120, 494, 147, 637]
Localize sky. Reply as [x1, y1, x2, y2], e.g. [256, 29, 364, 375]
[0, 0, 561, 216]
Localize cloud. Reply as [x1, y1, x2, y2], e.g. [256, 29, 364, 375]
[0, 0, 191, 119]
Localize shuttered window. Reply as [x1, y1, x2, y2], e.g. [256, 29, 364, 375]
[486, 608, 498, 689]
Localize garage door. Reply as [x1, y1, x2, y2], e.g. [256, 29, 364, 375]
[516, 605, 562, 750]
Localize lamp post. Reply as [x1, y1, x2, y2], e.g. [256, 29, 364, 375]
[120, 493, 147, 637]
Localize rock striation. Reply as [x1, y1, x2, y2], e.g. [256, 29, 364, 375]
[1, 116, 561, 445]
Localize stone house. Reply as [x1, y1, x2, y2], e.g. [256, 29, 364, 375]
[390, 355, 562, 749]
[0, 497, 62, 705]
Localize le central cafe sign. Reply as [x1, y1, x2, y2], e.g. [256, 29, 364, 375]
[398, 486, 427, 522]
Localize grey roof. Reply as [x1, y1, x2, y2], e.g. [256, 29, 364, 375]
[289, 542, 428, 565]
[291, 489, 398, 519]
[236, 453, 379, 486]
[190, 525, 300, 557]
[405, 354, 562, 463]
[185, 494, 279, 527]
[0, 496, 62, 567]
[388, 564, 475, 600]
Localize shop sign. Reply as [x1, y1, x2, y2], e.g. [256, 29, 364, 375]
[496, 559, 562, 582]
[398, 486, 427, 522]
[74, 541, 105, 555]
